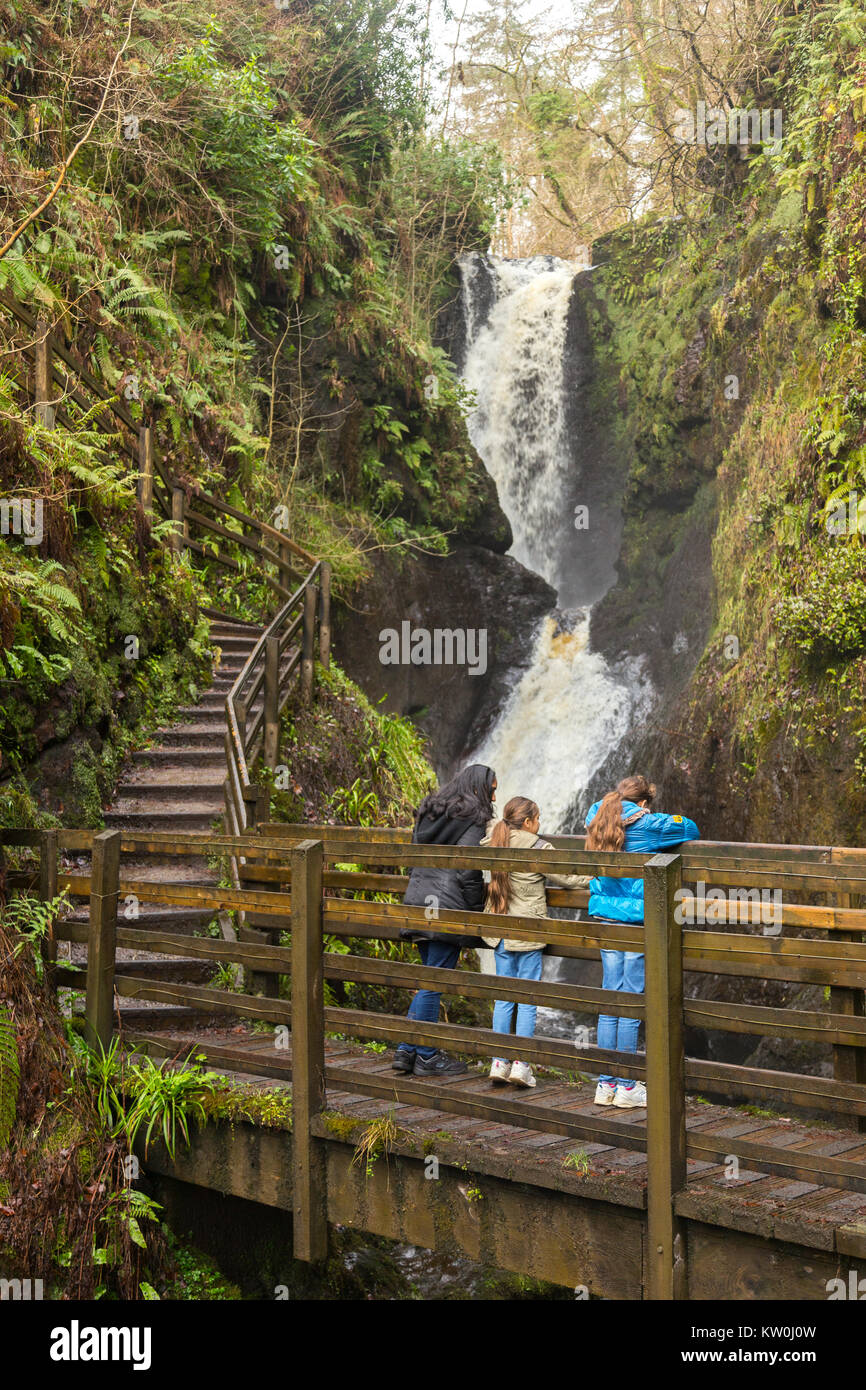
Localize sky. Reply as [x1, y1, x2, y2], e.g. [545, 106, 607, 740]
[427, 0, 577, 72]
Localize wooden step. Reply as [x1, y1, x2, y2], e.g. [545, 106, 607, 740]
[201, 607, 262, 630]
[114, 777, 225, 797]
[73, 999, 219, 1029]
[112, 1004, 219, 1029]
[68, 906, 215, 934]
[211, 630, 262, 645]
[174, 707, 225, 723]
[115, 857, 215, 882]
[130, 748, 225, 766]
[85, 597, 269, 1014]
[104, 809, 223, 831]
[155, 728, 226, 746]
[210, 636, 260, 654]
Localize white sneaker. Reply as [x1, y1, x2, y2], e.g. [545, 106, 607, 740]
[594, 1081, 617, 1106]
[489, 1058, 511, 1083]
[508, 1060, 536, 1088]
[613, 1081, 647, 1109]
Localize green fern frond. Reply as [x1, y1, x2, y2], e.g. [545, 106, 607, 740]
[0, 1005, 20, 1150]
[0, 250, 62, 311]
[92, 333, 120, 387]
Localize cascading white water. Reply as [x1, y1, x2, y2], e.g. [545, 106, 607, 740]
[473, 612, 642, 831]
[461, 254, 650, 833]
[461, 256, 576, 588]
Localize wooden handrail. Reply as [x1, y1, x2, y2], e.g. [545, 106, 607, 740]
[6, 287, 330, 911]
[191, 486, 317, 565]
[222, 559, 329, 968]
[13, 820, 866, 1297]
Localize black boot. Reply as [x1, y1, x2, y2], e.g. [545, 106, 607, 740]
[391, 1049, 415, 1074]
[414, 1051, 467, 1077]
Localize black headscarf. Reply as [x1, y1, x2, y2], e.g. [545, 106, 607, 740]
[416, 763, 496, 830]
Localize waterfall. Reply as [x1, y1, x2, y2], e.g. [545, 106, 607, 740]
[460, 254, 650, 833]
[461, 256, 576, 590]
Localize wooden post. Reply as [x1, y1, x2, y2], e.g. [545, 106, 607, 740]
[171, 487, 185, 554]
[279, 538, 292, 594]
[241, 781, 269, 832]
[138, 426, 154, 514]
[831, 892, 866, 1133]
[34, 316, 55, 428]
[263, 635, 280, 770]
[238, 779, 277, 999]
[84, 830, 121, 1053]
[643, 851, 687, 1301]
[301, 583, 317, 705]
[39, 828, 59, 988]
[291, 839, 327, 1261]
[318, 562, 331, 671]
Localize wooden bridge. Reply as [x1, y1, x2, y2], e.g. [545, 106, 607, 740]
[4, 292, 866, 1298]
[4, 822, 866, 1300]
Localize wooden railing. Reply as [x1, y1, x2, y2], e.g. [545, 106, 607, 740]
[222, 565, 330, 926]
[5, 822, 866, 1294]
[2, 291, 330, 855]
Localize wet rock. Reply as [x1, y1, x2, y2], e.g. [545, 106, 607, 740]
[434, 258, 497, 375]
[333, 543, 554, 776]
[559, 271, 629, 607]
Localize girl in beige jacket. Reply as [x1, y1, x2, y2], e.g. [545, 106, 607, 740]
[481, 796, 590, 1088]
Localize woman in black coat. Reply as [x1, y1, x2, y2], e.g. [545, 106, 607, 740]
[392, 763, 497, 1077]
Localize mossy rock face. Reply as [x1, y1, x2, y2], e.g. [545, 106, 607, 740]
[334, 543, 554, 773]
[17, 603, 210, 825]
[39, 1110, 86, 1157]
[573, 157, 866, 854]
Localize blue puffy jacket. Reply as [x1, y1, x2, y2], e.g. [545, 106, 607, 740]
[583, 799, 700, 924]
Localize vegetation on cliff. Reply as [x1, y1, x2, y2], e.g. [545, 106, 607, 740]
[0, 0, 508, 820]
[574, 3, 866, 843]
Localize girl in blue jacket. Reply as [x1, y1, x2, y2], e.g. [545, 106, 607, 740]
[584, 774, 699, 1109]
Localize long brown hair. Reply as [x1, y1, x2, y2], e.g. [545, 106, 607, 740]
[486, 796, 539, 914]
[416, 763, 496, 827]
[585, 775, 656, 853]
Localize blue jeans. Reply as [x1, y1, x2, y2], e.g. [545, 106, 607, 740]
[597, 949, 644, 1086]
[397, 939, 461, 1060]
[491, 943, 544, 1064]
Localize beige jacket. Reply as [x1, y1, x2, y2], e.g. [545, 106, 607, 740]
[480, 824, 591, 951]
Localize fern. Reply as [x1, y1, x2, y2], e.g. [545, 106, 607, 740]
[127, 228, 191, 255]
[0, 249, 62, 311]
[0, 561, 83, 680]
[0, 1005, 20, 1151]
[102, 269, 182, 335]
[91, 332, 120, 387]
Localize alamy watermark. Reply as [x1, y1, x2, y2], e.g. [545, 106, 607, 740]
[674, 102, 782, 149]
[825, 491, 866, 535]
[379, 622, 487, 676]
[0, 1276, 43, 1299]
[826, 1271, 866, 1299]
[1, 497, 43, 545]
[675, 880, 782, 932]
[49, 1321, 151, 1370]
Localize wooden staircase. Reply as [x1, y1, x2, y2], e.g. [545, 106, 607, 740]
[105, 614, 263, 834]
[7, 291, 328, 1034]
[66, 611, 266, 1030]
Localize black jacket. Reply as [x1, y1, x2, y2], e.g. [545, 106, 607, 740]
[401, 811, 485, 947]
